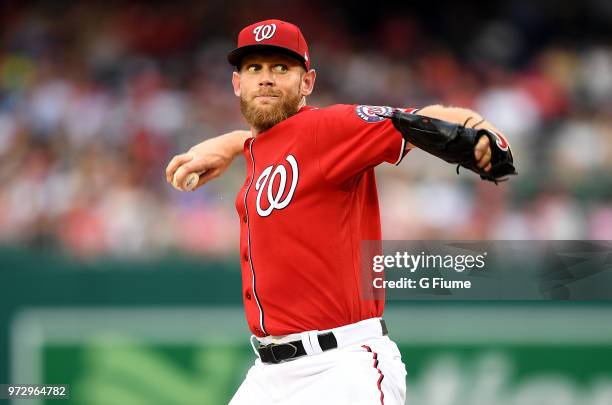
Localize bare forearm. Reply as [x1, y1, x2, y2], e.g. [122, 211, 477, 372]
[192, 129, 252, 158]
[166, 129, 252, 191]
[417, 105, 502, 133]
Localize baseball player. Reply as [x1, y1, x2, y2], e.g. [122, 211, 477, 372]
[166, 19, 516, 404]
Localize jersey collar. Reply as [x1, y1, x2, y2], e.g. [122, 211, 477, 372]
[298, 105, 317, 113]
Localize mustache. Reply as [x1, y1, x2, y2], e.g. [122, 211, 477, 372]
[254, 90, 282, 97]
[240, 88, 302, 132]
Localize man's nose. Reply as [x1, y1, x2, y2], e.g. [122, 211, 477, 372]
[258, 68, 274, 86]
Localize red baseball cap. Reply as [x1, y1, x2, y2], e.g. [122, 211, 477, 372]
[227, 19, 310, 70]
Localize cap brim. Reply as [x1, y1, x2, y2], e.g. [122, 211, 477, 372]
[227, 44, 307, 69]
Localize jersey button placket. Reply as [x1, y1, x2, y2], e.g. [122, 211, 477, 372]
[245, 290, 252, 300]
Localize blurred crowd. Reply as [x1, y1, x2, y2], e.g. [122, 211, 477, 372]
[0, 1, 611, 259]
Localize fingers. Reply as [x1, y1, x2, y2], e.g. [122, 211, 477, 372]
[474, 135, 489, 159]
[166, 150, 229, 191]
[477, 147, 492, 170]
[167, 153, 215, 191]
[172, 165, 202, 191]
[165, 154, 194, 183]
[475, 135, 492, 171]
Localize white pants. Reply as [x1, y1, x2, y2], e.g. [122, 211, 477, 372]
[229, 318, 407, 405]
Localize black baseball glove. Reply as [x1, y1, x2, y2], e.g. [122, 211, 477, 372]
[381, 110, 517, 183]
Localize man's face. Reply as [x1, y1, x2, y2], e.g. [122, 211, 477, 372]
[232, 53, 315, 133]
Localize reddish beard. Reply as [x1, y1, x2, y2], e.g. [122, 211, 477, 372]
[240, 89, 302, 132]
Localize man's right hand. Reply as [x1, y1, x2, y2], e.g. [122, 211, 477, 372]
[165, 130, 252, 191]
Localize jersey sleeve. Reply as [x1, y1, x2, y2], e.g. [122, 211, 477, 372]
[314, 104, 418, 186]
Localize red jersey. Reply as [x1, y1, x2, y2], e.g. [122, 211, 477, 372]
[235, 104, 414, 337]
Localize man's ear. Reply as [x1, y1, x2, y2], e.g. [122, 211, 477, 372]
[232, 71, 241, 97]
[300, 69, 316, 97]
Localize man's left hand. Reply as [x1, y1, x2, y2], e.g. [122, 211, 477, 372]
[474, 135, 492, 172]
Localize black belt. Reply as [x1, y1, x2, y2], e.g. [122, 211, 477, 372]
[257, 319, 388, 364]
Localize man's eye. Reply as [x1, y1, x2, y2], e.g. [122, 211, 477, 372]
[247, 65, 259, 73]
[272, 64, 288, 73]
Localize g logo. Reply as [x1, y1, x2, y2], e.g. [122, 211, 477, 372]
[255, 155, 299, 217]
[253, 24, 277, 42]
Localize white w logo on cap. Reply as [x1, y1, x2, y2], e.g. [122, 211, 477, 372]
[253, 24, 277, 42]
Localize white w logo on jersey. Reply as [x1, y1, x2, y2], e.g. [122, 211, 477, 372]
[253, 24, 277, 42]
[255, 154, 298, 217]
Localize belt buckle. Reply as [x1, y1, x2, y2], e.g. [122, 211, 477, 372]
[268, 342, 298, 363]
